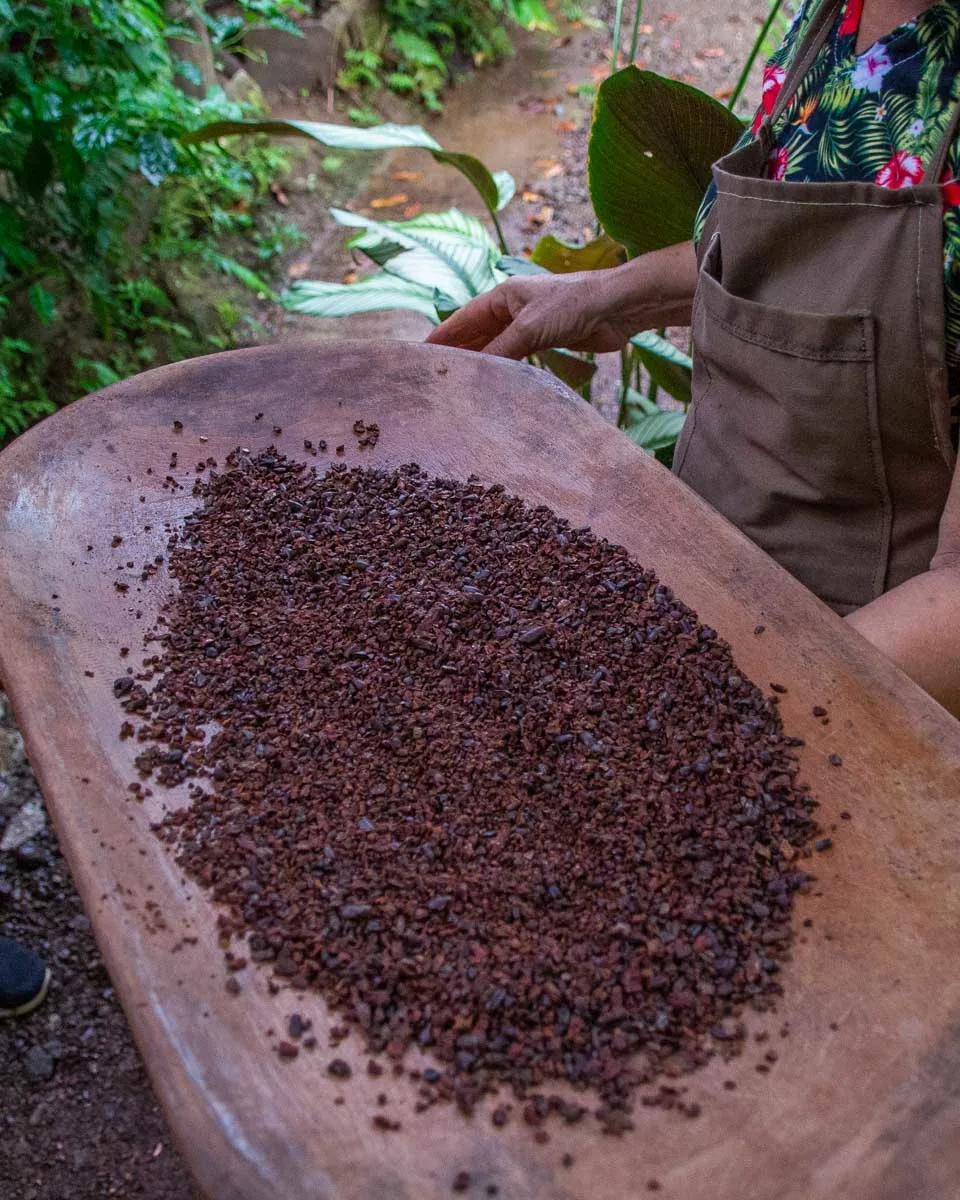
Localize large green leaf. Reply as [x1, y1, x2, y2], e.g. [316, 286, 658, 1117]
[630, 329, 693, 370]
[624, 408, 687, 460]
[181, 118, 512, 215]
[332, 207, 501, 304]
[535, 349, 597, 391]
[284, 275, 439, 321]
[630, 329, 693, 405]
[531, 232, 626, 273]
[618, 385, 658, 426]
[493, 170, 516, 212]
[588, 68, 744, 256]
[497, 255, 549, 277]
[375, 247, 477, 306]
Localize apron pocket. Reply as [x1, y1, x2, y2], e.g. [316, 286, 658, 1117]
[679, 264, 891, 612]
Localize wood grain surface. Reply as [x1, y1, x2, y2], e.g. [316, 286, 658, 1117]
[1, 341, 959, 1200]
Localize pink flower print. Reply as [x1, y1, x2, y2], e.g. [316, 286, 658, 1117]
[875, 151, 923, 189]
[752, 64, 786, 134]
[851, 43, 893, 93]
[767, 146, 789, 181]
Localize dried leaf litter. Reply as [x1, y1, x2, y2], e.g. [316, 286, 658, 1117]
[118, 449, 818, 1128]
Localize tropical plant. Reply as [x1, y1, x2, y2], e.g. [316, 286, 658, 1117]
[184, 0, 792, 463]
[0, 0, 299, 443]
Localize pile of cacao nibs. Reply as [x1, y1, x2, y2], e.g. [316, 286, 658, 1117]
[118, 450, 818, 1130]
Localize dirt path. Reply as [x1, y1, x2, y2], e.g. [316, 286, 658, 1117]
[0, 5, 768, 1196]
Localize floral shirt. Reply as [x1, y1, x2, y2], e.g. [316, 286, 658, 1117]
[695, 0, 960, 427]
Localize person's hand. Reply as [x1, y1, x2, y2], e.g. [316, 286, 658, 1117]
[426, 271, 635, 359]
[426, 241, 699, 361]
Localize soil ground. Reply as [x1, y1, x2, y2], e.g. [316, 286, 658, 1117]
[0, 4, 768, 1196]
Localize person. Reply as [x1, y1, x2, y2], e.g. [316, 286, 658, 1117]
[428, 0, 960, 719]
[0, 936, 50, 1017]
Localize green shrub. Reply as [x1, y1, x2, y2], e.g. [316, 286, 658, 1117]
[0, 0, 299, 444]
[339, 0, 554, 112]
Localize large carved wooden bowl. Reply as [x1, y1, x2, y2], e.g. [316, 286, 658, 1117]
[1, 341, 958, 1200]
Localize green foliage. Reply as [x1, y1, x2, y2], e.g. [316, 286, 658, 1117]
[531, 233, 625, 273]
[284, 207, 503, 321]
[588, 67, 744, 257]
[0, 324, 55, 443]
[182, 0, 306, 59]
[0, 0, 296, 444]
[183, 117, 514, 249]
[340, 0, 555, 111]
[630, 330, 693, 407]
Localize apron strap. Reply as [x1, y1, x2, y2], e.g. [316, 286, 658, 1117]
[767, 0, 845, 128]
[923, 95, 960, 183]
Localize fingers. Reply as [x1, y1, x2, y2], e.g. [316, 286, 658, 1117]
[425, 293, 508, 351]
[483, 316, 541, 360]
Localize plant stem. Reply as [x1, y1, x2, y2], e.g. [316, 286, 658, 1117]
[609, 0, 626, 75]
[489, 208, 509, 255]
[627, 0, 644, 63]
[728, 0, 784, 112]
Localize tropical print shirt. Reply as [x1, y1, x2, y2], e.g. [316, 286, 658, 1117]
[695, 0, 960, 425]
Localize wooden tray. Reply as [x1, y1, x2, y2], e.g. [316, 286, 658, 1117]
[2, 341, 959, 1200]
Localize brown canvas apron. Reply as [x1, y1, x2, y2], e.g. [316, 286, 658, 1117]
[674, 0, 959, 614]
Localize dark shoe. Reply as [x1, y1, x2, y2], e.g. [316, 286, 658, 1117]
[0, 937, 51, 1017]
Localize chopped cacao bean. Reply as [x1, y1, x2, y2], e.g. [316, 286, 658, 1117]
[121, 453, 819, 1128]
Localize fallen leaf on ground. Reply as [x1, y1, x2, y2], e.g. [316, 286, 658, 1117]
[402, 203, 422, 219]
[342, 269, 359, 285]
[0, 800, 45, 852]
[370, 193, 408, 209]
[714, 86, 733, 100]
[287, 259, 311, 279]
[269, 182, 290, 206]
[555, 119, 578, 133]
[528, 204, 554, 227]
[391, 169, 421, 182]
[521, 190, 542, 203]
[638, 23, 653, 34]
[702, 46, 726, 58]
[543, 162, 564, 179]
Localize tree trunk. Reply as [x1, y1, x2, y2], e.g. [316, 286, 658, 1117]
[166, 2, 218, 98]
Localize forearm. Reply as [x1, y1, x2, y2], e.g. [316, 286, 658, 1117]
[602, 240, 698, 334]
[846, 566, 960, 717]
